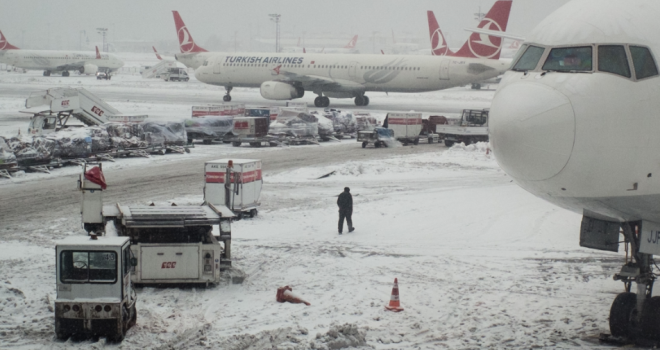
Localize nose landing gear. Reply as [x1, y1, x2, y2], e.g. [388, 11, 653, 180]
[223, 86, 233, 102]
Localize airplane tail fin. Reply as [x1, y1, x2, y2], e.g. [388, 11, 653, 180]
[172, 10, 208, 53]
[427, 11, 451, 56]
[153, 46, 163, 60]
[95, 46, 101, 59]
[344, 35, 358, 49]
[303, 47, 306, 54]
[451, 0, 512, 60]
[0, 30, 20, 50]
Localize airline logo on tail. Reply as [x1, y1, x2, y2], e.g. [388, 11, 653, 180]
[172, 11, 208, 54]
[428, 0, 511, 60]
[344, 35, 358, 49]
[0, 30, 20, 50]
[95, 46, 101, 59]
[427, 11, 449, 56]
[153, 46, 162, 60]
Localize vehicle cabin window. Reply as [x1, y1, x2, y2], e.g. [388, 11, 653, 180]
[512, 45, 545, 71]
[630, 46, 659, 80]
[123, 247, 131, 276]
[598, 45, 630, 78]
[60, 251, 117, 283]
[542, 46, 593, 72]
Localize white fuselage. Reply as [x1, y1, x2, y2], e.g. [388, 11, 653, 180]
[489, 0, 660, 223]
[0, 49, 124, 72]
[192, 52, 508, 97]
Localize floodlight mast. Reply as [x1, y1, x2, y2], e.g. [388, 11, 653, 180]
[269, 14, 281, 53]
[96, 27, 108, 52]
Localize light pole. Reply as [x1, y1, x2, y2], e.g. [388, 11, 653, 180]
[97, 28, 108, 52]
[79, 30, 86, 50]
[269, 14, 281, 53]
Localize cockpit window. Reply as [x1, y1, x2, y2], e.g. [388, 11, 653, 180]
[512, 45, 545, 71]
[598, 45, 631, 78]
[542, 46, 592, 72]
[203, 60, 209, 66]
[630, 46, 659, 80]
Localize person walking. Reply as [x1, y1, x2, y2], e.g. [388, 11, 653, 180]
[337, 187, 354, 234]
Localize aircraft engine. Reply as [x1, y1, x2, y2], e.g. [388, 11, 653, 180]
[79, 64, 99, 74]
[260, 81, 303, 100]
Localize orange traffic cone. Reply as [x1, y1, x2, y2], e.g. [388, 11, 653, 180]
[385, 278, 404, 312]
[276, 286, 311, 306]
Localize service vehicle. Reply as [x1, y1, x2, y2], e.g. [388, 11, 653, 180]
[357, 127, 395, 148]
[55, 235, 137, 341]
[162, 67, 189, 82]
[226, 117, 272, 147]
[79, 164, 238, 286]
[96, 70, 111, 80]
[384, 112, 423, 145]
[205, 159, 262, 218]
[435, 109, 489, 146]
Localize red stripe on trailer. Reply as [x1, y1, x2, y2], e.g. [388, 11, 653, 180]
[205, 170, 262, 184]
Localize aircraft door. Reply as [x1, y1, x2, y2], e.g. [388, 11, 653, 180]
[439, 59, 450, 80]
[349, 61, 358, 78]
[213, 60, 222, 74]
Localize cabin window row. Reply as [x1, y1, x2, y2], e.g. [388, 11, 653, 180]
[217, 63, 421, 70]
[511, 43, 659, 81]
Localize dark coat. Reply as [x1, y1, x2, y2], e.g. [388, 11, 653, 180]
[337, 191, 353, 212]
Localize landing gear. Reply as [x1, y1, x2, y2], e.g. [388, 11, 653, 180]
[43, 70, 51, 76]
[224, 86, 233, 102]
[314, 96, 330, 108]
[471, 83, 481, 90]
[354, 95, 370, 106]
[62, 71, 70, 77]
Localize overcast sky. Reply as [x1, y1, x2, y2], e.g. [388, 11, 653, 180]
[0, 0, 570, 52]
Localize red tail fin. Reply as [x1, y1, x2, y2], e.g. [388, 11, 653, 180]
[427, 11, 451, 56]
[95, 46, 101, 59]
[344, 35, 358, 49]
[0, 30, 20, 50]
[303, 47, 306, 54]
[451, 0, 512, 60]
[153, 46, 163, 60]
[172, 11, 208, 53]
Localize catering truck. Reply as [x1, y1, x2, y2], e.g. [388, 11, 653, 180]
[79, 164, 240, 286]
[55, 235, 137, 341]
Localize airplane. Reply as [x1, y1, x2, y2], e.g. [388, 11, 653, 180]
[488, 0, 660, 343]
[0, 30, 124, 76]
[427, 0, 512, 60]
[281, 35, 359, 54]
[176, 7, 509, 107]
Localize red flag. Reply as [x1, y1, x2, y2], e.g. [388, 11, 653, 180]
[85, 166, 107, 189]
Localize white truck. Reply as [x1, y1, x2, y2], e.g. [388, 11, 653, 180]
[161, 67, 190, 82]
[55, 235, 137, 341]
[435, 109, 489, 147]
[79, 164, 239, 286]
[205, 159, 262, 218]
[384, 112, 423, 145]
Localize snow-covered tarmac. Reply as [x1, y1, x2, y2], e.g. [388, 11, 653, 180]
[0, 66, 628, 349]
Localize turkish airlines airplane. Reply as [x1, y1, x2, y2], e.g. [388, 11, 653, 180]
[0, 30, 124, 76]
[174, 11, 508, 107]
[489, 0, 660, 342]
[281, 35, 359, 54]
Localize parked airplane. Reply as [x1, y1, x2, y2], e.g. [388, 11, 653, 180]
[489, 0, 660, 342]
[281, 35, 359, 54]
[174, 12, 508, 107]
[0, 30, 124, 76]
[428, 0, 511, 60]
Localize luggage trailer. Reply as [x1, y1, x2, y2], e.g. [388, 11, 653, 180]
[79, 164, 235, 286]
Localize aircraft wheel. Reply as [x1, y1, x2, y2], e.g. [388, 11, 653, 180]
[641, 296, 660, 339]
[322, 96, 330, 107]
[363, 96, 370, 106]
[609, 292, 637, 338]
[223, 95, 232, 102]
[354, 96, 365, 106]
[314, 96, 323, 107]
[362, 141, 367, 148]
[444, 140, 454, 147]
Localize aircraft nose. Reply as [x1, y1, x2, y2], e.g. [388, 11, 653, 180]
[489, 82, 575, 181]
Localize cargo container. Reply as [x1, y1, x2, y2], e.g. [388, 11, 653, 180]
[204, 159, 262, 218]
[384, 112, 423, 145]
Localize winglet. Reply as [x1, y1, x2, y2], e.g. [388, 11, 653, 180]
[0, 30, 20, 50]
[172, 10, 208, 53]
[153, 46, 163, 60]
[381, 50, 385, 55]
[427, 11, 451, 56]
[451, 0, 512, 60]
[344, 35, 358, 49]
[95, 46, 101, 59]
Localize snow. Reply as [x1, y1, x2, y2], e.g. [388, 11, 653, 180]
[0, 64, 627, 349]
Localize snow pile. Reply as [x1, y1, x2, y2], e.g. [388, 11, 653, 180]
[310, 324, 367, 350]
[0, 136, 17, 166]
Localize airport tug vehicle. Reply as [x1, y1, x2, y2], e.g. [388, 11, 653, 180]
[54, 235, 137, 341]
[79, 162, 243, 286]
